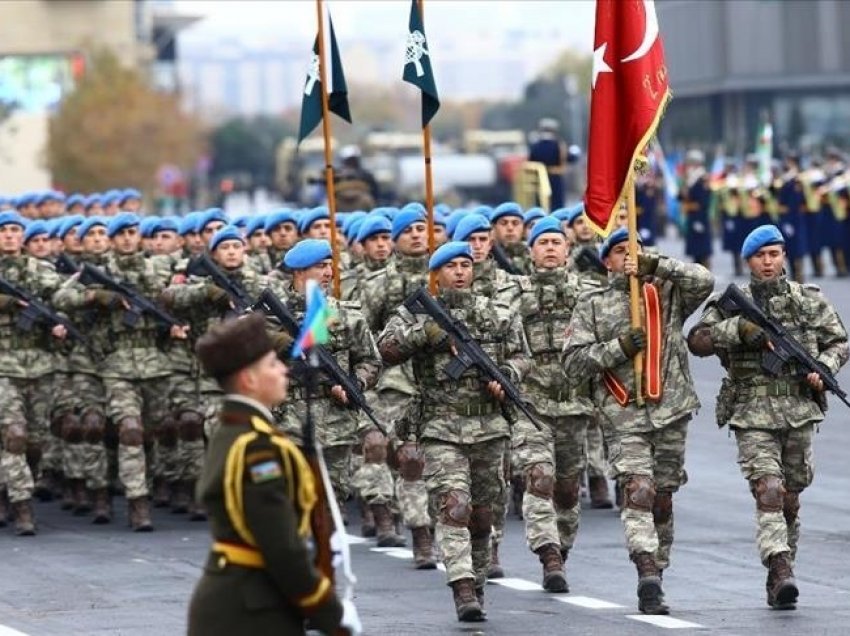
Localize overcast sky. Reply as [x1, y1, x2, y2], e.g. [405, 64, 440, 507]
[176, 0, 596, 52]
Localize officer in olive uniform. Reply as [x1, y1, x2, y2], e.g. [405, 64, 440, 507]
[188, 312, 358, 636]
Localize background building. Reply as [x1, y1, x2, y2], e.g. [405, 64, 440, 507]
[658, 0, 850, 155]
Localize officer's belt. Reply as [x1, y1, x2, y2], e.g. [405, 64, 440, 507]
[736, 381, 812, 400]
[209, 540, 264, 569]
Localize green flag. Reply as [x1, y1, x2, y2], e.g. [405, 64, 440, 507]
[402, 0, 440, 127]
[298, 16, 351, 143]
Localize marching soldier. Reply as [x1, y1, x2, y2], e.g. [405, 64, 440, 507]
[377, 241, 530, 622]
[264, 209, 300, 266]
[490, 202, 533, 274]
[687, 225, 848, 609]
[341, 214, 392, 302]
[563, 227, 714, 614]
[187, 312, 356, 636]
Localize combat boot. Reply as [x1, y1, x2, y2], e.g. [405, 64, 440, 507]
[510, 474, 525, 520]
[487, 540, 504, 579]
[34, 469, 59, 502]
[589, 476, 614, 509]
[371, 503, 406, 547]
[60, 482, 75, 511]
[12, 500, 36, 536]
[128, 497, 154, 532]
[0, 489, 9, 527]
[411, 526, 437, 570]
[92, 489, 112, 524]
[152, 478, 170, 508]
[71, 479, 93, 516]
[360, 501, 376, 538]
[536, 543, 568, 593]
[170, 481, 191, 514]
[186, 482, 207, 521]
[766, 552, 798, 610]
[634, 552, 669, 615]
[451, 578, 485, 622]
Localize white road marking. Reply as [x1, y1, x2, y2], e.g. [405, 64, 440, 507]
[489, 577, 543, 592]
[0, 625, 31, 636]
[627, 615, 705, 629]
[345, 535, 370, 545]
[556, 596, 625, 610]
[369, 547, 413, 560]
[436, 563, 446, 572]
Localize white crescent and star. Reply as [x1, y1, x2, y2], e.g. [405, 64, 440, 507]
[591, 0, 660, 90]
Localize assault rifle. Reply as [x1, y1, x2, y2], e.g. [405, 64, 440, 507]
[491, 243, 522, 275]
[717, 283, 850, 409]
[55, 253, 80, 275]
[403, 286, 543, 431]
[78, 263, 183, 329]
[186, 253, 254, 313]
[251, 288, 386, 435]
[0, 276, 89, 345]
[573, 246, 608, 277]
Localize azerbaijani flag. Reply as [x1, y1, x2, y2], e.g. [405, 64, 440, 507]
[291, 279, 335, 358]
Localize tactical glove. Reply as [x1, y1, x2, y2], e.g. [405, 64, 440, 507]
[738, 318, 768, 349]
[89, 289, 123, 308]
[618, 327, 647, 359]
[271, 330, 294, 354]
[423, 320, 450, 350]
[206, 284, 231, 309]
[0, 293, 18, 313]
[636, 253, 660, 277]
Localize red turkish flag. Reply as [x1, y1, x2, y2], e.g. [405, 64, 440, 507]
[584, 0, 671, 235]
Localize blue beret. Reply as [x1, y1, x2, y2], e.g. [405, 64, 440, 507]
[265, 209, 299, 233]
[46, 219, 62, 238]
[391, 208, 426, 241]
[245, 215, 267, 237]
[38, 190, 64, 205]
[179, 211, 203, 236]
[101, 189, 122, 206]
[66, 194, 85, 209]
[444, 210, 470, 238]
[599, 227, 642, 260]
[434, 212, 448, 227]
[107, 212, 141, 238]
[428, 241, 473, 271]
[58, 214, 85, 239]
[401, 202, 427, 215]
[528, 216, 565, 246]
[453, 214, 491, 241]
[84, 194, 103, 210]
[490, 202, 523, 222]
[564, 203, 585, 226]
[139, 216, 161, 238]
[232, 216, 249, 229]
[373, 206, 399, 220]
[471, 205, 493, 219]
[335, 212, 349, 228]
[23, 220, 49, 243]
[356, 215, 393, 243]
[741, 224, 785, 259]
[435, 203, 452, 216]
[298, 206, 330, 233]
[199, 208, 228, 231]
[77, 216, 107, 240]
[120, 188, 142, 203]
[283, 238, 333, 270]
[345, 217, 365, 243]
[0, 211, 26, 229]
[209, 225, 245, 252]
[153, 217, 179, 234]
[343, 211, 367, 234]
[523, 207, 546, 225]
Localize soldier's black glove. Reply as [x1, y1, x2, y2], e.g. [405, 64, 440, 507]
[618, 327, 647, 359]
[271, 330, 294, 355]
[423, 320, 451, 351]
[88, 289, 123, 309]
[738, 318, 768, 349]
[0, 293, 18, 313]
[206, 284, 232, 309]
[636, 253, 659, 277]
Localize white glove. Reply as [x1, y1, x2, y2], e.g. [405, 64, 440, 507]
[340, 599, 362, 636]
[692, 221, 705, 233]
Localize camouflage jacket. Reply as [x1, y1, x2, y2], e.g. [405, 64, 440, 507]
[500, 241, 533, 274]
[472, 258, 524, 309]
[377, 288, 530, 445]
[0, 254, 63, 379]
[519, 267, 601, 417]
[273, 287, 382, 447]
[563, 256, 714, 432]
[247, 250, 273, 275]
[53, 251, 173, 380]
[690, 275, 849, 430]
[341, 257, 386, 303]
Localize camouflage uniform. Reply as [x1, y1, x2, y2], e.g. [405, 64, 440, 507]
[499, 241, 533, 274]
[516, 267, 601, 588]
[688, 275, 848, 604]
[377, 288, 530, 600]
[563, 254, 713, 597]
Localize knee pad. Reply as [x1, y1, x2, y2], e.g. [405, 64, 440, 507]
[81, 410, 106, 444]
[652, 491, 673, 524]
[469, 505, 492, 540]
[552, 477, 581, 510]
[783, 490, 800, 525]
[362, 430, 387, 464]
[623, 475, 656, 512]
[118, 416, 144, 447]
[3, 423, 27, 454]
[397, 442, 424, 481]
[61, 413, 84, 443]
[524, 463, 554, 500]
[437, 489, 471, 527]
[177, 411, 205, 442]
[753, 475, 785, 513]
[157, 416, 179, 447]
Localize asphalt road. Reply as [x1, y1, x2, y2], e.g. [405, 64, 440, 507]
[1, 235, 849, 636]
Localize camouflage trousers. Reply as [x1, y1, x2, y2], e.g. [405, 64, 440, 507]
[0, 376, 53, 502]
[323, 444, 353, 513]
[52, 372, 109, 490]
[605, 417, 689, 570]
[512, 415, 590, 553]
[734, 424, 814, 565]
[490, 440, 510, 548]
[40, 373, 63, 477]
[585, 418, 608, 479]
[422, 437, 506, 587]
[103, 376, 172, 500]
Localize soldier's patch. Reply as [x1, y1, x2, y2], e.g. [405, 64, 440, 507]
[249, 460, 282, 483]
[245, 450, 276, 465]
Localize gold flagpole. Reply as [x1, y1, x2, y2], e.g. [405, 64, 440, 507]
[315, 0, 341, 298]
[626, 172, 644, 406]
[417, 0, 438, 296]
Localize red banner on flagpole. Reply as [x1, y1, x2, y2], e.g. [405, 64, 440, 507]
[584, 0, 671, 235]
